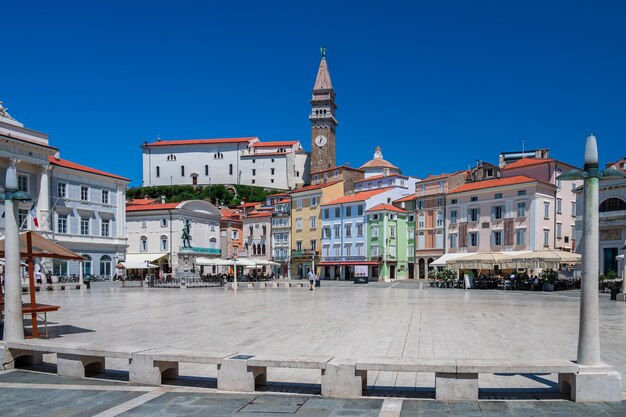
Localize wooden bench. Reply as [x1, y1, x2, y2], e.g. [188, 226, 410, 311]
[130, 348, 236, 385]
[218, 354, 334, 392]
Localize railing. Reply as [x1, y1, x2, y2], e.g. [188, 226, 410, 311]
[178, 247, 221, 255]
[152, 276, 225, 288]
[291, 250, 317, 257]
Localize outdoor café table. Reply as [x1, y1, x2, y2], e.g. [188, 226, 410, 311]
[22, 303, 60, 339]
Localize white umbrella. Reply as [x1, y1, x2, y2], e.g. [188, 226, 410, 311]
[196, 258, 232, 266]
[253, 259, 280, 266]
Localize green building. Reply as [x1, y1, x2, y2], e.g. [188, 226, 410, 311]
[393, 194, 416, 278]
[366, 203, 409, 281]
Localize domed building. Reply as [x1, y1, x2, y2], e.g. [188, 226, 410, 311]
[359, 146, 402, 178]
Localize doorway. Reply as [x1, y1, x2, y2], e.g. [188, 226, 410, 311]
[408, 263, 415, 279]
[390, 265, 396, 279]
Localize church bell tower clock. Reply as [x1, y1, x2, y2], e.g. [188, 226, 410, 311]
[309, 47, 338, 173]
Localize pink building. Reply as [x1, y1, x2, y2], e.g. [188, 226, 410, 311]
[446, 175, 563, 255]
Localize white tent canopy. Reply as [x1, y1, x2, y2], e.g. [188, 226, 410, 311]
[121, 253, 165, 269]
[196, 258, 232, 266]
[431, 253, 472, 267]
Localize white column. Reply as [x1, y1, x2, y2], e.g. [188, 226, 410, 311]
[3, 158, 25, 341]
[115, 184, 125, 237]
[37, 164, 52, 231]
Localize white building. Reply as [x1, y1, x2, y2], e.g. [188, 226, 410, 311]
[125, 199, 222, 274]
[142, 137, 310, 190]
[0, 102, 129, 278]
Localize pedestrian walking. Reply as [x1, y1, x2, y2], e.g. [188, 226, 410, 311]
[307, 270, 316, 291]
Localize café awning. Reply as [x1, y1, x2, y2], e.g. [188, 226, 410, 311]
[121, 253, 167, 269]
[0, 231, 83, 260]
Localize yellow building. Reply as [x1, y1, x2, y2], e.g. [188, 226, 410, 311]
[290, 180, 344, 278]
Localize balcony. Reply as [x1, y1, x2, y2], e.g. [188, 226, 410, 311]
[291, 249, 318, 257]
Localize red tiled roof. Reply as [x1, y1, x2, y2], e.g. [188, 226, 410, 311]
[321, 187, 394, 206]
[310, 165, 364, 175]
[127, 198, 158, 205]
[448, 175, 540, 194]
[366, 203, 407, 213]
[360, 158, 399, 170]
[502, 158, 555, 170]
[126, 203, 180, 212]
[48, 156, 130, 181]
[239, 201, 263, 207]
[393, 194, 416, 203]
[246, 211, 272, 218]
[146, 137, 257, 147]
[290, 180, 343, 194]
[267, 192, 288, 197]
[422, 170, 468, 181]
[251, 141, 297, 148]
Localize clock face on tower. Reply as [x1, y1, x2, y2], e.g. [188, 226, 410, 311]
[315, 135, 327, 147]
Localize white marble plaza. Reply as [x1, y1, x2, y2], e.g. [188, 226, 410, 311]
[28, 282, 626, 395]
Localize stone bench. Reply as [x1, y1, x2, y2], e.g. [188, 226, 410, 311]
[3, 340, 148, 378]
[130, 348, 236, 385]
[217, 354, 334, 392]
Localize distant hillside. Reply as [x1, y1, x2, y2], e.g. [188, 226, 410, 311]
[126, 184, 276, 205]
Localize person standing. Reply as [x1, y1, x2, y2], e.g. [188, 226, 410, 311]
[307, 269, 316, 291]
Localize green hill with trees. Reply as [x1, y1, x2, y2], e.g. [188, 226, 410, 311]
[126, 184, 274, 205]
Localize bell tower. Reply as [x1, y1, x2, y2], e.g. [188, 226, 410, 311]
[309, 48, 338, 173]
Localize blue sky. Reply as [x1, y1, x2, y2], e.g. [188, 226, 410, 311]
[2, 1, 625, 186]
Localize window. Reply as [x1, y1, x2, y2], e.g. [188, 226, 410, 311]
[418, 213, 425, 228]
[296, 199, 302, 209]
[436, 210, 443, 227]
[311, 196, 317, 207]
[450, 234, 458, 249]
[181, 166, 185, 177]
[252, 159, 256, 164]
[100, 255, 112, 276]
[57, 214, 68, 234]
[252, 169, 256, 176]
[323, 245, 330, 257]
[494, 193, 502, 199]
[357, 205, 364, 215]
[323, 208, 329, 219]
[572, 202, 577, 217]
[81, 186, 89, 201]
[468, 232, 479, 247]
[517, 202, 526, 217]
[557, 198, 562, 214]
[599, 198, 626, 212]
[439, 181, 445, 192]
[232, 230, 238, 239]
[101, 219, 110, 237]
[436, 197, 444, 206]
[515, 229, 526, 245]
[493, 205, 503, 220]
[345, 224, 351, 237]
[82, 255, 92, 276]
[310, 240, 316, 251]
[390, 226, 395, 238]
[17, 174, 28, 192]
[18, 209, 28, 228]
[140, 237, 148, 252]
[334, 207, 340, 218]
[543, 229, 550, 247]
[468, 208, 480, 222]
[141, 219, 147, 228]
[333, 244, 340, 256]
[544, 202, 550, 219]
[345, 206, 352, 217]
[80, 218, 89, 235]
[371, 214, 379, 220]
[371, 226, 379, 238]
[249, 226, 254, 236]
[557, 223, 562, 239]
[345, 244, 351, 256]
[408, 228, 414, 239]
[492, 230, 503, 246]
[451, 199, 457, 204]
[156, 166, 160, 177]
[435, 230, 443, 248]
[371, 245, 379, 257]
[102, 190, 109, 204]
[309, 216, 317, 229]
[296, 240, 303, 251]
[389, 246, 396, 257]
[518, 190, 526, 196]
[270, 168, 275, 175]
[296, 218, 302, 230]
[160, 235, 168, 251]
[356, 244, 363, 256]
[262, 225, 267, 235]
[334, 225, 340, 237]
[450, 209, 458, 224]
[417, 232, 425, 249]
[357, 224, 363, 236]
[229, 164, 233, 175]
[470, 196, 478, 202]
[323, 227, 331, 239]
[408, 214, 414, 222]
[57, 182, 67, 198]
[417, 200, 424, 209]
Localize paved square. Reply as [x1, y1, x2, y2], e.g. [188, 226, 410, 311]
[23, 281, 626, 393]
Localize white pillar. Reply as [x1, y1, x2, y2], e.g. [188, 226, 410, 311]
[115, 184, 125, 237]
[3, 158, 25, 341]
[37, 164, 52, 231]
[79, 261, 84, 288]
[577, 135, 601, 366]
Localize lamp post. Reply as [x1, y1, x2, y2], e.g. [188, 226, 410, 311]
[557, 134, 626, 366]
[1, 159, 32, 341]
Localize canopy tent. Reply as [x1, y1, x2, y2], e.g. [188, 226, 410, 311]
[195, 258, 233, 266]
[0, 231, 83, 338]
[446, 252, 513, 270]
[431, 253, 472, 267]
[252, 259, 281, 267]
[121, 253, 166, 269]
[499, 250, 581, 270]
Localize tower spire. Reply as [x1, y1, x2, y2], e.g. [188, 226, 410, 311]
[313, 48, 333, 90]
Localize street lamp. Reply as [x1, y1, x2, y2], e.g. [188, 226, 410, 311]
[1, 160, 33, 342]
[557, 134, 626, 366]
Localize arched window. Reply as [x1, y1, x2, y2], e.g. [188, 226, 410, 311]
[262, 244, 266, 255]
[160, 235, 168, 251]
[436, 210, 443, 227]
[82, 255, 92, 276]
[156, 166, 160, 177]
[435, 230, 443, 249]
[418, 213, 425, 228]
[140, 236, 148, 252]
[100, 255, 112, 276]
[599, 198, 626, 212]
[418, 232, 425, 249]
[252, 244, 257, 255]
[209, 237, 217, 249]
